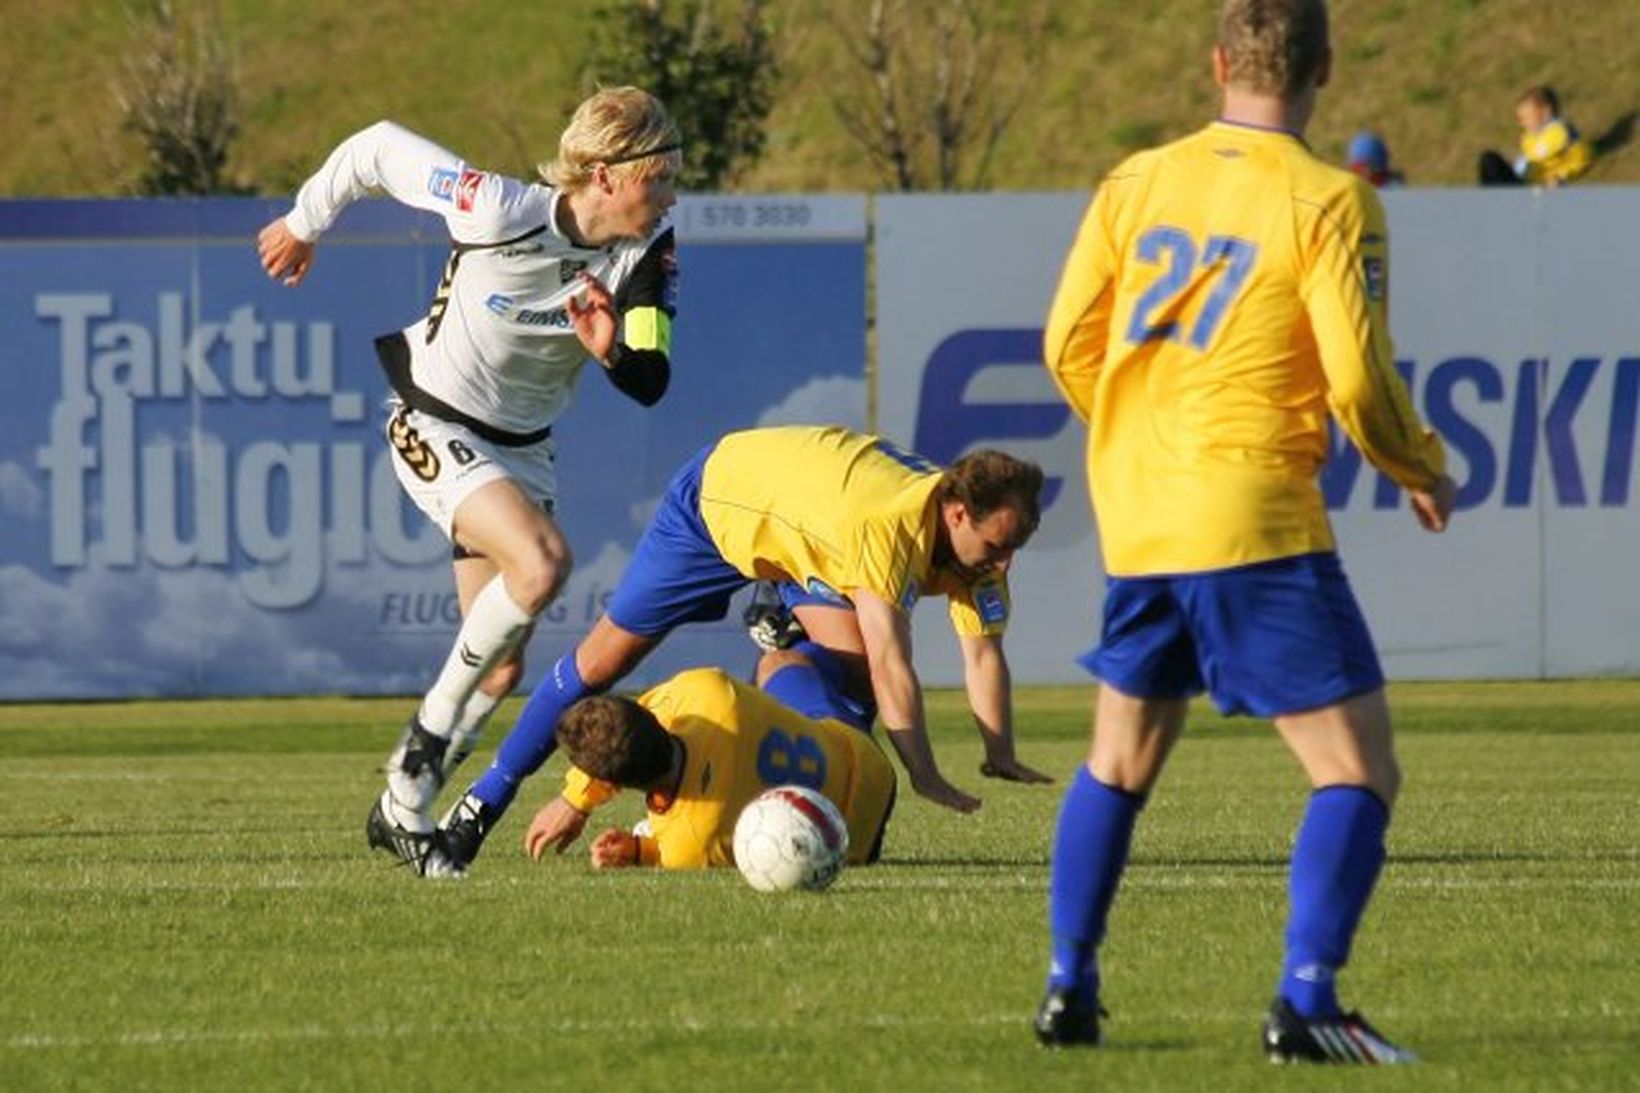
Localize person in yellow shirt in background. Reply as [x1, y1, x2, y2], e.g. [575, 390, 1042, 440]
[523, 648, 895, 871]
[1036, 0, 1455, 1063]
[1479, 84, 1593, 186]
[430, 425, 1043, 877]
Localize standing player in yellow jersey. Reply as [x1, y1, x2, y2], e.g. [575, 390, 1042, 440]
[521, 650, 896, 871]
[1034, 0, 1456, 1063]
[430, 425, 1043, 875]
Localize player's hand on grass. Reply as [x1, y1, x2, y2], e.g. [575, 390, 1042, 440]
[1409, 473, 1457, 533]
[257, 218, 315, 286]
[524, 796, 589, 860]
[911, 772, 982, 814]
[568, 272, 617, 363]
[589, 828, 639, 869]
[979, 756, 1055, 784]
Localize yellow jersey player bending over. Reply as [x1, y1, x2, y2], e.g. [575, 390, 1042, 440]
[438, 425, 1043, 877]
[524, 650, 895, 870]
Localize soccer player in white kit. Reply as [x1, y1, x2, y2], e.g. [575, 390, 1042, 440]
[256, 87, 682, 876]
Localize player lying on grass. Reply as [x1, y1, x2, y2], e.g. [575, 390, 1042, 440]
[745, 578, 1053, 785]
[421, 425, 1043, 877]
[524, 646, 895, 870]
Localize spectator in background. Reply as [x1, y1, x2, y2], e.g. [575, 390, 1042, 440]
[1346, 130, 1403, 187]
[1478, 85, 1593, 186]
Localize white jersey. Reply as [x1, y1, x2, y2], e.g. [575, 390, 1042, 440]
[285, 121, 676, 439]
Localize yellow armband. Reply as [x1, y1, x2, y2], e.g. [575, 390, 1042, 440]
[562, 766, 619, 813]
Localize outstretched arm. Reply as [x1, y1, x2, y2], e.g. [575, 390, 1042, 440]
[854, 589, 980, 814]
[523, 765, 617, 859]
[959, 633, 1053, 783]
[523, 796, 590, 859]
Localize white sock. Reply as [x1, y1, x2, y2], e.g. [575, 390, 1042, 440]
[442, 689, 503, 778]
[417, 576, 533, 735]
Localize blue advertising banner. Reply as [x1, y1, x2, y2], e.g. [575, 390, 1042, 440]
[0, 196, 867, 699]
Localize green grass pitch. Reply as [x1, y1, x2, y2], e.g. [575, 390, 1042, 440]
[3, 681, 1637, 1091]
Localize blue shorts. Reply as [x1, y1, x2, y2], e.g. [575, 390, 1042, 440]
[761, 640, 875, 732]
[604, 445, 749, 638]
[777, 579, 851, 610]
[760, 640, 879, 731]
[1080, 552, 1384, 718]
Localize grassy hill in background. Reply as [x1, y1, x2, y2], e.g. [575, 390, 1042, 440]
[1, 0, 1636, 197]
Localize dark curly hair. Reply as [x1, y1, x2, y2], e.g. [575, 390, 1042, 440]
[936, 449, 1045, 545]
[557, 695, 676, 787]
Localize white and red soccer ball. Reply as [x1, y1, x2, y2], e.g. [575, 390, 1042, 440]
[732, 785, 849, 892]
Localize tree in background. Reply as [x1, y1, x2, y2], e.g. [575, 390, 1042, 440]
[116, 1, 247, 196]
[828, 0, 1051, 191]
[581, 0, 781, 192]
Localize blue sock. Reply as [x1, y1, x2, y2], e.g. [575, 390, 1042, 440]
[1046, 767, 1145, 1004]
[471, 651, 590, 814]
[1280, 785, 1390, 1019]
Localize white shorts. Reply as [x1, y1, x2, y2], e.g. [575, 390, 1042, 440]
[384, 401, 558, 539]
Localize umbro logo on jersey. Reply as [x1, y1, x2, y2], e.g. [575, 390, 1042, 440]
[559, 259, 588, 285]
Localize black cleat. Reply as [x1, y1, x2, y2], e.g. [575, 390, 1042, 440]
[1034, 988, 1104, 1047]
[743, 584, 807, 653]
[436, 791, 499, 876]
[366, 793, 443, 876]
[1262, 997, 1416, 1065]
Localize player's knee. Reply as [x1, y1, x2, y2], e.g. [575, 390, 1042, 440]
[755, 648, 811, 687]
[508, 542, 573, 613]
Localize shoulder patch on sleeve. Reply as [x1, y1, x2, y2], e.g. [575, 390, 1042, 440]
[898, 577, 921, 613]
[975, 581, 1008, 625]
[1362, 255, 1386, 301]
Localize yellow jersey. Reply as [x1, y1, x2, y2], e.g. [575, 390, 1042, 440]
[700, 426, 942, 615]
[560, 668, 896, 869]
[1044, 121, 1446, 576]
[1520, 118, 1592, 185]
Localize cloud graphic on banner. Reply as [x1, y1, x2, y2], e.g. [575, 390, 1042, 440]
[628, 495, 661, 529]
[0, 461, 43, 520]
[0, 557, 458, 699]
[754, 375, 866, 431]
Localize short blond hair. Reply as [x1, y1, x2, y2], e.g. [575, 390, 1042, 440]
[540, 86, 681, 192]
[1218, 0, 1330, 99]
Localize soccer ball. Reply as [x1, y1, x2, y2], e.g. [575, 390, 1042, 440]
[732, 785, 849, 893]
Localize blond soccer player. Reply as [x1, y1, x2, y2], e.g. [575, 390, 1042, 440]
[257, 88, 682, 877]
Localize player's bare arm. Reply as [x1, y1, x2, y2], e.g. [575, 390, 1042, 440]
[854, 589, 981, 814]
[524, 796, 590, 860]
[960, 633, 1053, 784]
